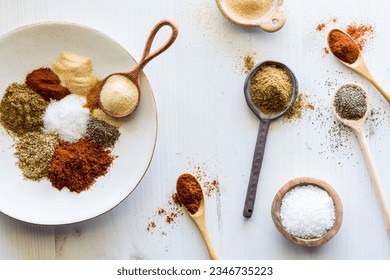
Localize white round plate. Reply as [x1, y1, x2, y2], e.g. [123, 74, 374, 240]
[0, 22, 157, 225]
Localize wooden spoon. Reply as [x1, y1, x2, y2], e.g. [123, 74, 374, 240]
[216, 0, 286, 32]
[328, 29, 390, 104]
[332, 84, 390, 235]
[176, 173, 218, 260]
[98, 19, 178, 118]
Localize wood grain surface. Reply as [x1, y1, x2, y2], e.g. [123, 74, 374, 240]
[1, 0, 390, 259]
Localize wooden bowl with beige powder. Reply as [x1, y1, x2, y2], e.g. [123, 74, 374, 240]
[216, 0, 286, 32]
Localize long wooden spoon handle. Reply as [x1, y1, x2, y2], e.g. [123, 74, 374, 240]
[357, 131, 390, 235]
[366, 75, 390, 104]
[136, 19, 178, 72]
[199, 226, 218, 260]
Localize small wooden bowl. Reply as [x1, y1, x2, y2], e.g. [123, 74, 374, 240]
[271, 177, 343, 247]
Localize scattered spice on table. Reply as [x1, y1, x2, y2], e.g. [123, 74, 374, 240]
[315, 17, 337, 32]
[25, 67, 70, 101]
[176, 173, 203, 214]
[280, 185, 335, 239]
[204, 179, 220, 198]
[0, 83, 48, 136]
[224, 0, 273, 20]
[346, 23, 374, 50]
[250, 64, 293, 115]
[100, 75, 139, 116]
[334, 84, 367, 120]
[15, 132, 59, 181]
[52, 51, 97, 96]
[49, 137, 114, 193]
[242, 54, 255, 74]
[43, 94, 90, 142]
[86, 117, 120, 148]
[284, 92, 315, 121]
[328, 29, 360, 64]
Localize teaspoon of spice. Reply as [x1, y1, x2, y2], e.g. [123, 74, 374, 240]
[327, 29, 390, 104]
[176, 173, 218, 260]
[332, 83, 390, 235]
[99, 19, 178, 118]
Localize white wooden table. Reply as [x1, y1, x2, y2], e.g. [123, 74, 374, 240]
[1, 0, 390, 260]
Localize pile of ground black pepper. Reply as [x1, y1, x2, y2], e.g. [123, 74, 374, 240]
[86, 117, 120, 148]
[334, 84, 367, 120]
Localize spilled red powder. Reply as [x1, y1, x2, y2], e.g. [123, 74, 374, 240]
[316, 23, 326, 31]
[323, 47, 330, 54]
[346, 23, 374, 50]
[315, 18, 337, 31]
[146, 221, 156, 231]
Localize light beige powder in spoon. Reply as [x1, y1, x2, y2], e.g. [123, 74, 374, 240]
[224, 0, 273, 20]
[100, 75, 139, 116]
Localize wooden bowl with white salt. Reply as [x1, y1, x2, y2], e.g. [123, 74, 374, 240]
[271, 177, 343, 247]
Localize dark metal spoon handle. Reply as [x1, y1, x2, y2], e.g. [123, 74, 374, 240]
[243, 119, 271, 218]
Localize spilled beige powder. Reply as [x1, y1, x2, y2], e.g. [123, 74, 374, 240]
[284, 92, 315, 121]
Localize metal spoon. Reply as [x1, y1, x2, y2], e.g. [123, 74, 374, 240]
[332, 83, 390, 235]
[98, 19, 178, 118]
[243, 61, 299, 218]
[327, 29, 390, 104]
[176, 173, 218, 260]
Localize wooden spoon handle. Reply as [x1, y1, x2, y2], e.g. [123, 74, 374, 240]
[365, 75, 390, 104]
[134, 19, 178, 74]
[356, 131, 390, 235]
[258, 0, 286, 32]
[354, 62, 390, 104]
[196, 221, 218, 260]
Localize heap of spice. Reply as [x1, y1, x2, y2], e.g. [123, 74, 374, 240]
[86, 117, 120, 148]
[0, 83, 48, 136]
[250, 64, 293, 115]
[224, 0, 273, 20]
[85, 80, 103, 111]
[49, 137, 114, 193]
[52, 51, 97, 96]
[15, 132, 59, 181]
[25, 67, 70, 101]
[334, 84, 367, 120]
[99, 74, 139, 116]
[176, 173, 203, 215]
[0, 51, 123, 193]
[43, 94, 90, 142]
[280, 185, 336, 239]
[328, 29, 360, 64]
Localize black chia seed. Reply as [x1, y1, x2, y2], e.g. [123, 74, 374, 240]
[86, 117, 120, 148]
[334, 84, 367, 120]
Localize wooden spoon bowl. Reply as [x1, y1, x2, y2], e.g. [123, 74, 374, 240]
[98, 19, 178, 118]
[216, 0, 286, 32]
[271, 177, 343, 247]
